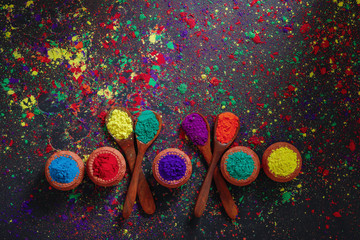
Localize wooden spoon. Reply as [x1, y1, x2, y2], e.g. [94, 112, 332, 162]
[122, 110, 162, 219]
[106, 107, 155, 215]
[194, 112, 240, 218]
[182, 113, 238, 219]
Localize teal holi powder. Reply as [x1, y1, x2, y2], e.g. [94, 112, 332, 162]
[49, 156, 80, 183]
[135, 110, 159, 143]
[225, 151, 254, 180]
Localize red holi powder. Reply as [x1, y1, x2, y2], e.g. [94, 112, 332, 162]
[248, 135, 264, 147]
[93, 153, 119, 180]
[348, 140, 356, 152]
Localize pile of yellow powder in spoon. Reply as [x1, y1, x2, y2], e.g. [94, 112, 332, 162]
[106, 109, 133, 140]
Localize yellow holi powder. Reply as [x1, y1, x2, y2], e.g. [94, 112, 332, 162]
[97, 87, 113, 99]
[268, 147, 298, 177]
[13, 49, 22, 59]
[149, 33, 157, 44]
[20, 95, 36, 110]
[47, 48, 72, 62]
[47, 46, 87, 79]
[106, 109, 133, 140]
[25, 1, 34, 8]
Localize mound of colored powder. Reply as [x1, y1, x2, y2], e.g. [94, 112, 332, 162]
[216, 112, 239, 144]
[93, 153, 119, 180]
[268, 147, 298, 177]
[49, 156, 80, 183]
[226, 151, 254, 180]
[106, 109, 133, 140]
[135, 110, 159, 143]
[181, 113, 208, 146]
[158, 154, 186, 181]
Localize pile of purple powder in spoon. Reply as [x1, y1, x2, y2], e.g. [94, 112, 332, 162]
[181, 113, 208, 146]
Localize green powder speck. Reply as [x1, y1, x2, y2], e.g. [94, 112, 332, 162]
[282, 191, 292, 203]
[177, 83, 187, 94]
[167, 41, 175, 49]
[135, 110, 159, 143]
[226, 151, 255, 180]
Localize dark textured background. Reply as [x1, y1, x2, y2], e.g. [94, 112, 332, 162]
[0, 0, 359, 239]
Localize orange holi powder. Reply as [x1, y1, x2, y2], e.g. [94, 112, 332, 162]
[216, 112, 239, 144]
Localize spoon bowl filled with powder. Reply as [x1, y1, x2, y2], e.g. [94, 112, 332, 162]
[152, 148, 192, 188]
[86, 147, 126, 187]
[262, 142, 302, 182]
[106, 107, 134, 142]
[220, 146, 260, 186]
[45, 151, 85, 191]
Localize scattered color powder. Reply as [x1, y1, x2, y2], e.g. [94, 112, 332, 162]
[106, 109, 133, 140]
[158, 154, 186, 181]
[49, 156, 80, 183]
[215, 112, 239, 144]
[226, 151, 255, 180]
[135, 110, 159, 143]
[268, 147, 298, 177]
[181, 113, 208, 146]
[93, 153, 119, 180]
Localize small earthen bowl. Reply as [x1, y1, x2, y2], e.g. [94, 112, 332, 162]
[86, 147, 126, 187]
[45, 151, 85, 191]
[220, 146, 260, 186]
[152, 148, 192, 188]
[262, 142, 302, 182]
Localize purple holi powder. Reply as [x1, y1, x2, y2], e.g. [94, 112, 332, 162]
[158, 154, 186, 181]
[181, 113, 208, 146]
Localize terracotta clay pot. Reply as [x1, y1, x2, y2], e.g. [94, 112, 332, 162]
[152, 148, 192, 188]
[262, 142, 302, 182]
[220, 146, 260, 186]
[45, 151, 85, 191]
[86, 147, 126, 187]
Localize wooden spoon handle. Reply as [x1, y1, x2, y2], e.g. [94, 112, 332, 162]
[123, 151, 144, 219]
[194, 151, 221, 218]
[123, 147, 136, 170]
[123, 147, 155, 215]
[213, 167, 237, 219]
[200, 148, 238, 219]
[194, 161, 216, 217]
[138, 173, 156, 214]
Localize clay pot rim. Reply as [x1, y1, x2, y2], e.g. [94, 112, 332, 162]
[86, 147, 126, 187]
[45, 151, 85, 191]
[152, 148, 192, 188]
[262, 142, 302, 182]
[220, 146, 260, 186]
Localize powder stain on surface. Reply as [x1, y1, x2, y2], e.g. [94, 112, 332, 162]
[226, 151, 255, 180]
[49, 156, 79, 183]
[282, 191, 292, 203]
[215, 112, 239, 144]
[178, 83, 187, 94]
[20, 95, 36, 110]
[93, 153, 119, 180]
[135, 110, 159, 144]
[268, 147, 299, 177]
[106, 109, 133, 140]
